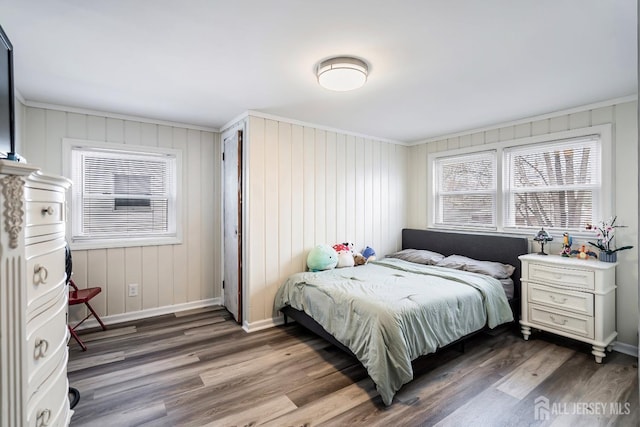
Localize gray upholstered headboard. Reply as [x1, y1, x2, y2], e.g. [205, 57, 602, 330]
[401, 228, 529, 309]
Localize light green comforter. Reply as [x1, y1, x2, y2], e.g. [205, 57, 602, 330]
[273, 258, 514, 405]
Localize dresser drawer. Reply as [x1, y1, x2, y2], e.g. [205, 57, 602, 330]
[24, 188, 65, 239]
[529, 262, 594, 290]
[528, 283, 594, 316]
[26, 352, 69, 427]
[26, 239, 67, 311]
[529, 305, 594, 339]
[26, 292, 68, 400]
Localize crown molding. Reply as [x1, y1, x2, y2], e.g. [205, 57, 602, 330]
[409, 95, 638, 146]
[220, 111, 250, 134]
[21, 100, 220, 133]
[245, 110, 407, 146]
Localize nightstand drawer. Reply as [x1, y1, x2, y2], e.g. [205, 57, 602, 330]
[529, 283, 593, 316]
[529, 305, 594, 339]
[529, 262, 594, 290]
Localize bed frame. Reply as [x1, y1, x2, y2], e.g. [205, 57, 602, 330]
[281, 228, 530, 357]
[401, 228, 529, 318]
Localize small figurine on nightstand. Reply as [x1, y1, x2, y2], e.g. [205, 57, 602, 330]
[560, 232, 572, 257]
[571, 244, 598, 260]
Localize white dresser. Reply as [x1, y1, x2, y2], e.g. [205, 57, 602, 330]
[0, 161, 72, 427]
[519, 253, 617, 363]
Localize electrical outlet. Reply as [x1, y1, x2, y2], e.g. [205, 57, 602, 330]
[128, 283, 139, 297]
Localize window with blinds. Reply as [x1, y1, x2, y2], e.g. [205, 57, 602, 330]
[434, 151, 496, 228]
[429, 130, 605, 235]
[504, 137, 600, 230]
[67, 142, 181, 248]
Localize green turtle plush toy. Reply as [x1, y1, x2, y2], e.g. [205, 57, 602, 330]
[306, 244, 338, 272]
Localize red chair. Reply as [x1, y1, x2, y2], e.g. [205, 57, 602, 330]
[68, 279, 107, 351]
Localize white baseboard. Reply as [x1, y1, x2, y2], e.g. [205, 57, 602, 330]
[613, 341, 638, 358]
[76, 298, 222, 331]
[242, 316, 284, 333]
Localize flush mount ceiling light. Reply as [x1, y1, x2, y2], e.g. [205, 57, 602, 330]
[316, 57, 368, 92]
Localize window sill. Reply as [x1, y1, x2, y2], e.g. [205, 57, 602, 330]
[430, 225, 596, 241]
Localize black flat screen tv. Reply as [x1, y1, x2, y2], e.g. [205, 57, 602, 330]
[0, 24, 15, 159]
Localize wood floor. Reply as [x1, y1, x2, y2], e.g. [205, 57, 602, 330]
[67, 306, 638, 427]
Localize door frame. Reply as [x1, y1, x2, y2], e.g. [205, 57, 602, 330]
[222, 120, 247, 324]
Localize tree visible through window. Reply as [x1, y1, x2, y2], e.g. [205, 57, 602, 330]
[505, 138, 599, 230]
[431, 133, 603, 233]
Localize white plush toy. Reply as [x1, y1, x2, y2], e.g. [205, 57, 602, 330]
[337, 251, 355, 268]
[333, 243, 355, 268]
[342, 242, 356, 254]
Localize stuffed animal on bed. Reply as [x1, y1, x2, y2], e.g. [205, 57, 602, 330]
[307, 245, 339, 271]
[344, 242, 366, 266]
[332, 243, 349, 253]
[336, 251, 355, 268]
[362, 246, 376, 262]
[342, 242, 356, 254]
[333, 243, 355, 268]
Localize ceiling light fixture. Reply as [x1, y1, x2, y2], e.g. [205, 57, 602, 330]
[316, 57, 368, 92]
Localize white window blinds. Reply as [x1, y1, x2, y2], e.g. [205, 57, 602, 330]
[434, 151, 496, 228]
[69, 143, 180, 247]
[504, 136, 600, 230]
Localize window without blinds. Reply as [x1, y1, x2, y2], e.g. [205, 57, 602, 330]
[434, 151, 496, 228]
[69, 143, 180, 247]
[504, 137, 600, 230]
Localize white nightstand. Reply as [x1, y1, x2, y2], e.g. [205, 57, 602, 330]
[519, 253, 617, 363]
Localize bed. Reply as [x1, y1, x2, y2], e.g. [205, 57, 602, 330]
[274, 228, 529, 405]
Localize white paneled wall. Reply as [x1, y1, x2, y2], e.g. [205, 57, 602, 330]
[407, 101, 638, 347]
[23, 106, 222, 321]
[19, 100, 634, 347]
[245, 115, 409, 327]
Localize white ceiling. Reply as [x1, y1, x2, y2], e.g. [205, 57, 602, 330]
[3, 0, 637, 143]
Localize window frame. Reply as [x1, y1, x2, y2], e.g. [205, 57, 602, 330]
[62, 138, 183, 250]
[433, 150, 498, 229]
[427, 124, 612, 238]
[503, 136, 602, 231]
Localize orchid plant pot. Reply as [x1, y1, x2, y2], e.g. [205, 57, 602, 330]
[588, 216, 633, 263]
[599, 251, 617, 263]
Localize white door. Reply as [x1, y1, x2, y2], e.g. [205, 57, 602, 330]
[223, 130, 242, 323]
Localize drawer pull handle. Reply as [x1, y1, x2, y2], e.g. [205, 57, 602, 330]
[549, 295, 568, 304]
[34, 264, 49, 285]
[36, 408, 51, 427]
[34, 338, 49, 360]
[549, 315, 568, 326]
[41, 206, 54, 216]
